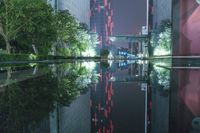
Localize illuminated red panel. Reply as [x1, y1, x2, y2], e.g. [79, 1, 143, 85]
[111, 10, 113, 16]
[108, 3, 111, 10]
[108, 90, 111, 101]
[110, 84, 113, 95]
[104, 0, 108, 7]
[98, 5, 101, 13]
[108, 16, 111, 27]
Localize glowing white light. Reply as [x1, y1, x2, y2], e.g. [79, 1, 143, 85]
[82, 48, 96, 57]
[153, 47, 170, 56]
[196, 0, 200, 4]
[137, 53, 144, 58]
[82, 62, 96, 71]
[108, 52, 114, 59]
[109, 37, 116, 42]
[137, 60, 144, 64]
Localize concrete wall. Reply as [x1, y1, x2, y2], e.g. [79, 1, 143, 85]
[153, 0, 172, 28]
[58, 0, 90, 26]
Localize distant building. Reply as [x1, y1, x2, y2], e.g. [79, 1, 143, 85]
[47, 0, 90, 26]
[58, 0, 90, 26]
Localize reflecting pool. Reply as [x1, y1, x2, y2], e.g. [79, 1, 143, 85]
[0, 60, 199, 133]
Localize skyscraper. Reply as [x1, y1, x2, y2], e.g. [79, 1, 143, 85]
[90, 0, 114, 49]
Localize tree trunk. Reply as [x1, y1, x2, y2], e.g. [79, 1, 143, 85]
[5, 39, 11, 54]
[0, 25, 11, 54]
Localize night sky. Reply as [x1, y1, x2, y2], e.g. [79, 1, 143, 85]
[113, 0, 147, 35]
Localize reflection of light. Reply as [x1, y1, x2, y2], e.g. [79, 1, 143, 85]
[108, 60, 113, 66]
[108, 52, 113, 59]
[109, 37, 116, 42]
[196, 0, 200, 4]
[82, 48, 96, 57]
[137, 60, 144, 64]
[82, 62, 96, 71]
[137, 53, 143, 58]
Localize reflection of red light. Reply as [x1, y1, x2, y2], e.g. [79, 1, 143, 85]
[111, 10, 113, 16]
[103, 127, 106, 133]
[108, 90, 111, 101]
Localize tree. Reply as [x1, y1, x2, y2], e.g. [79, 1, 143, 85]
[0, 0, 57, 54]
[100, 49, 110, 57]
[52, 10, 80, 56]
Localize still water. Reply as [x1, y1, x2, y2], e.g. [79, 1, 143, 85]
[0, 61, 199, 133]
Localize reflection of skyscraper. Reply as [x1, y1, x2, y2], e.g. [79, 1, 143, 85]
[91, 69, 114, 133]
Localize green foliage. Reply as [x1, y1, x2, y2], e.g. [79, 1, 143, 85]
[151, 19, 172, 56]
[0, 0, 56, 53]
[150, 64, 171, 96]
[0, 62, 98, 132]
[55, 10, 79, 45]
[0, 0, 97, 57]
[100, 49, 110, 57]
[14, 0, 57, 54]
[0, 74, 58, 132]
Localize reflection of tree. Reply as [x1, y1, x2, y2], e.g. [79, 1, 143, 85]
[150, 66, 170, 96]
[0, 62, 98, 132]
[56, 63, 98, 105]
[0, 74, 58, 133]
